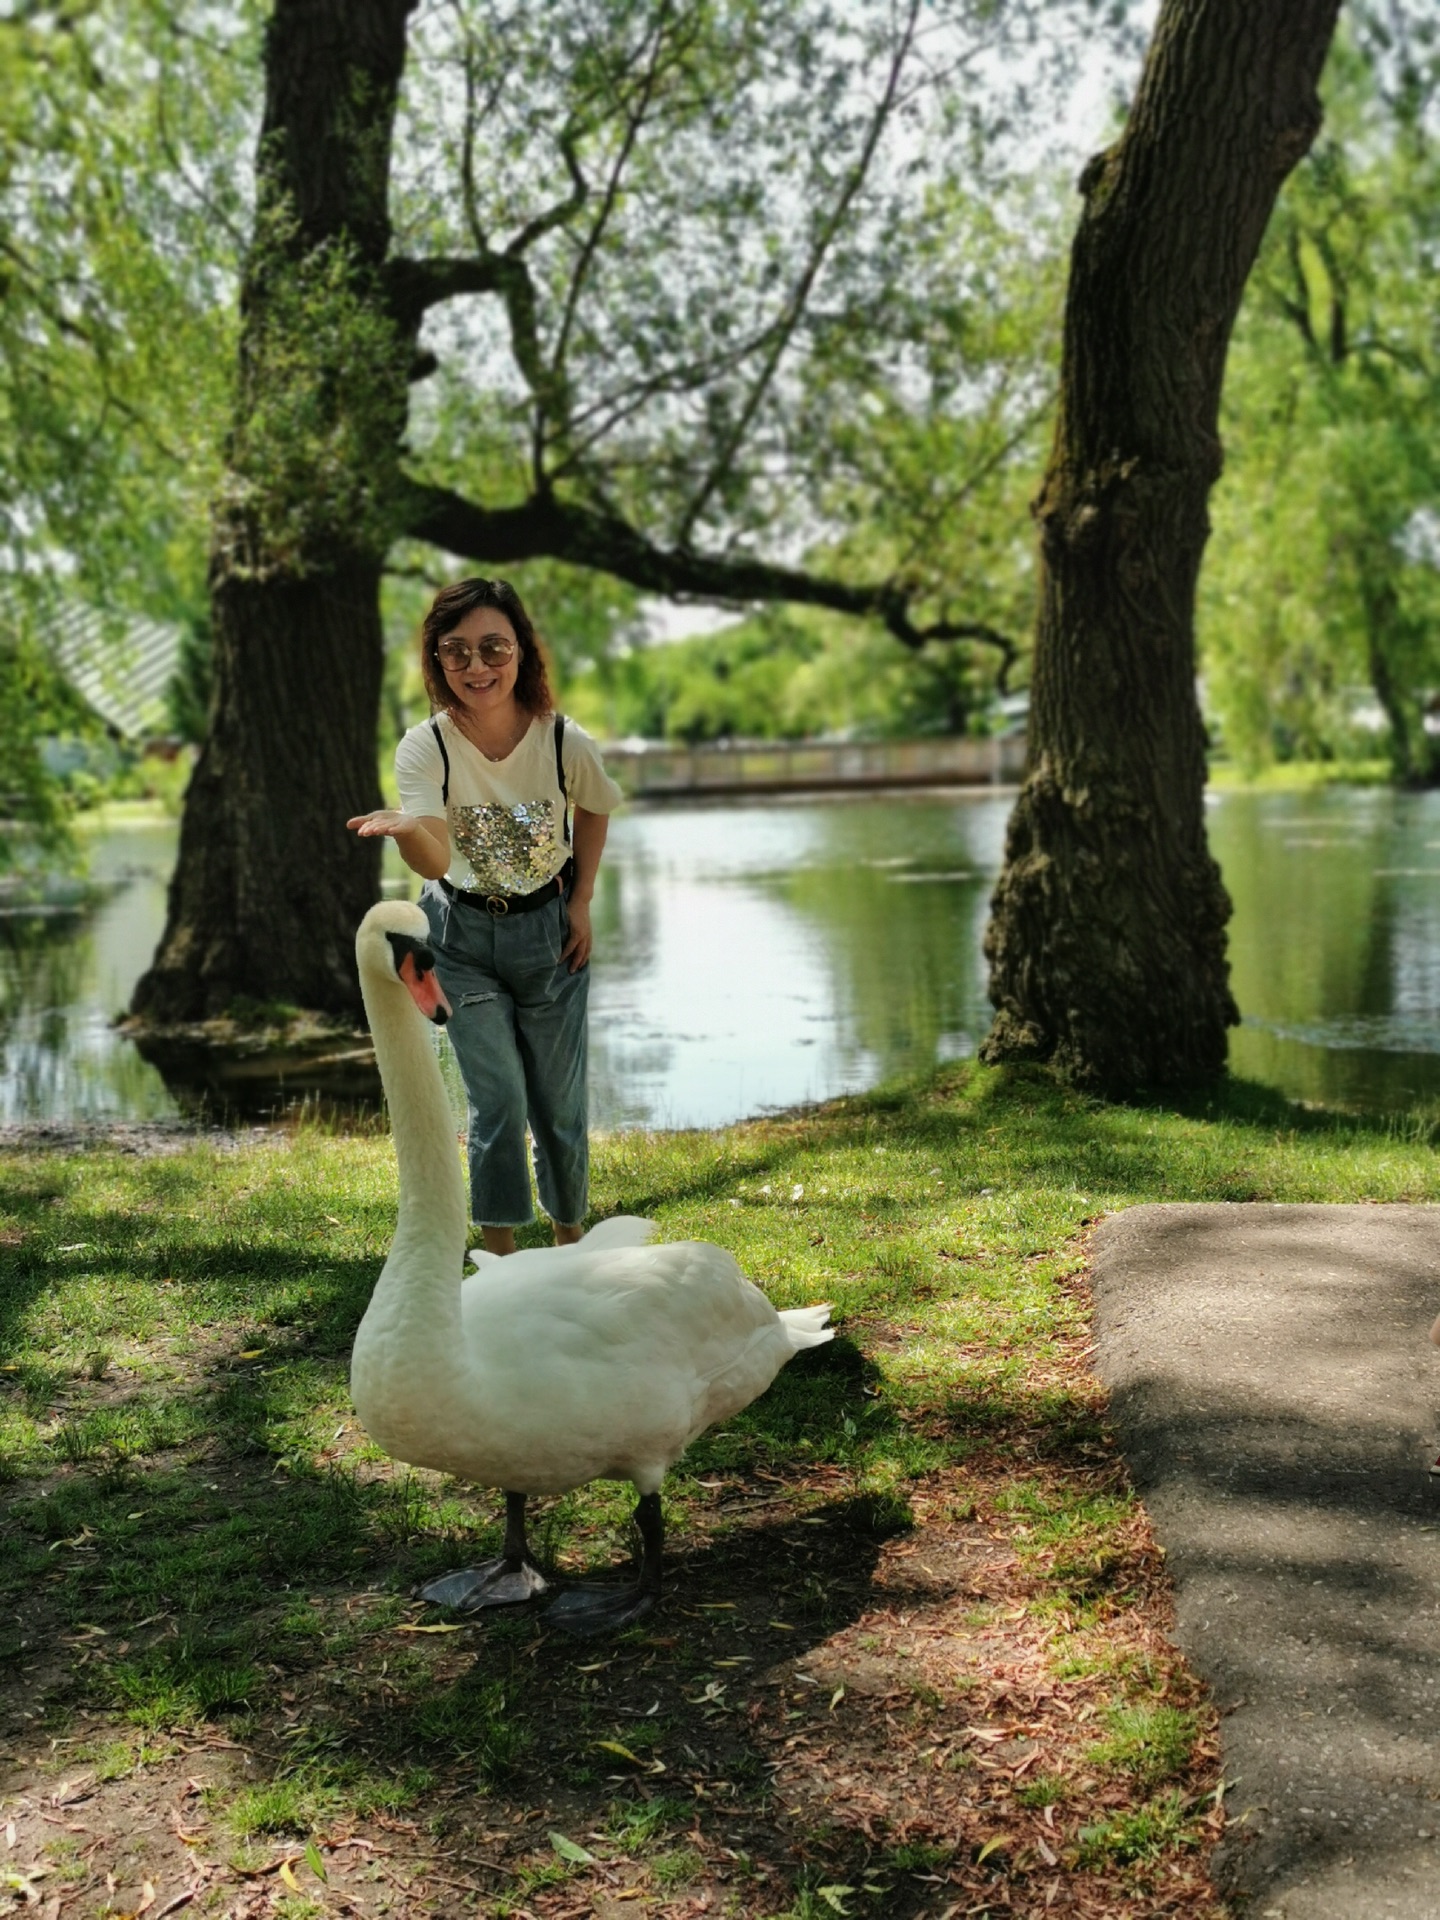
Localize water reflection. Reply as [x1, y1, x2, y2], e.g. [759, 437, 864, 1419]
[5, 789, 1440, 1127]
[585, 796, 1005, 1127]
[0, 822, 179, 1123]
[1211, 787, 1440, 1112]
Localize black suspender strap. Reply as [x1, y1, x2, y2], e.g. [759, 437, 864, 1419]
[554, 712, 570, 845]
[429, 716, 450, 808]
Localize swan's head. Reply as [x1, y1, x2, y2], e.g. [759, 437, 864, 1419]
[356, 901, 451, 1025]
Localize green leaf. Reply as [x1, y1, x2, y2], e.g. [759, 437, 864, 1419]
[550, 1832, 597, 1865]
[818, 1887, 854, 1915]
[304, 1842, 327, 1884]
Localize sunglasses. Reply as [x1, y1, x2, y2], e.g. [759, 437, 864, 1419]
[435, 635, 518, 671]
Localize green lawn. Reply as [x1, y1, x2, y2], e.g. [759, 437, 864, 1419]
[1, 1063, 1433, 1917]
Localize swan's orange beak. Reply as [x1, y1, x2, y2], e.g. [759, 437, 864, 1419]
[399, 950, 451, 1025]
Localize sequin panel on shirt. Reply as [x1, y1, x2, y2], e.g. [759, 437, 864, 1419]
[451, 799, 560, 894]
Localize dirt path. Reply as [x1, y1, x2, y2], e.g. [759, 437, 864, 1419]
[1092, 1204, 1440, 1918]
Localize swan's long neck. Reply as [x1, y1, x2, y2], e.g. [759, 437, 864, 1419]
[360, 962, 468, 1370]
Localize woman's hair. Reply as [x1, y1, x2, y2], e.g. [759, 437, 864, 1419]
[419, 577, 555, 719]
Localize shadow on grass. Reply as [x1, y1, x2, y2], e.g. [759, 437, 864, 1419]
[0, 1227, 385, 1373]
[0, 1330, 892, 1663]
[980, 1061, 1440, 1151]
[595, 1135, 803, 1220]
[796, 1061, 1440, 1203]
[1, 1445, 891, 1812]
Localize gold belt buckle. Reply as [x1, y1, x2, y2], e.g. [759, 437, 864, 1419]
[485, 894, 509, 916]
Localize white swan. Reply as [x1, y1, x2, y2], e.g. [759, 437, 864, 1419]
[350, 900, 833, 1635]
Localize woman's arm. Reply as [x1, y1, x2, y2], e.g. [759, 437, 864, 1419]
[347, 810, 451, 881]
[561, 805, 609, 971]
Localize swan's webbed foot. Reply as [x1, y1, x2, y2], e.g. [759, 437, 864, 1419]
[544, 1581, 656, 1637]
[418, 1558, 549, 1611]
[543, 1490, 664, 1640]
[417, 1491, 548, 1613]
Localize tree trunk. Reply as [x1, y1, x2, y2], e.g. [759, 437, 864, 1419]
[131, 0, 415, 1023]
[981, 0, 1342, 1094]
[1353, 546, 1427, 785]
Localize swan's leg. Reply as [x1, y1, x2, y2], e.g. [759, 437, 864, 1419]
[544, 1491, 664, 1638]
[416, 1491, 550, 1611]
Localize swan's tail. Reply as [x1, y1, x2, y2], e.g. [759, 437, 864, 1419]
[468, 1213, 659, 1270]
[780, 1304, 834, 1351]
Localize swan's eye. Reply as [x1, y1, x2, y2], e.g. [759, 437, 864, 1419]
[384, 931, 436, 976]
[383, 930, 451, 1023]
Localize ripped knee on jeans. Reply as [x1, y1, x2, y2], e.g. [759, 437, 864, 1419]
[458, 991, 499, 1007]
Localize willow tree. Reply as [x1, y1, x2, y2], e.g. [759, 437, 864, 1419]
[1202, 16, 1440, 783]
[981, 0, 1343, 1094]
[129, 0, 1070, 1024]
[0, 7, 235, 878]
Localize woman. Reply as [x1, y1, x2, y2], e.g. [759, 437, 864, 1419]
[348, 578, 623, 1254]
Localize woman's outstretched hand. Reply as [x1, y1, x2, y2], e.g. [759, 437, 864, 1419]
[347, 809, 419, 840]
[561, 896, 593, 972]
[347, 810, 450, 883]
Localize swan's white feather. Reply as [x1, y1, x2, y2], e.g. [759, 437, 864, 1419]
[450, 1239, 810, 1493]
[778, 1304, 834, 1349]
[467, 1213, 658, 1273]
[348, 901, 832, 1503]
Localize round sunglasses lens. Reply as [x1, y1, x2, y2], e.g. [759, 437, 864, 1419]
[437, 638, 515, 670]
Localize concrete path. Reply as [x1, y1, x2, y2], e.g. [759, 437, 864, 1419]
[1091, 1205, 1440, 1919]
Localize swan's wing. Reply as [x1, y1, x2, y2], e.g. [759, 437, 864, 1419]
[463, 1246, 568, 1293]
[579, 1215, 659, 1250]
[450, 1240, 830, 1492]
[479, 1241, 799, 1433]
[466, 1215, 658, 1272]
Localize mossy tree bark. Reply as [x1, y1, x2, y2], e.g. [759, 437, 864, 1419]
[132, 0, 415, 1023]
[981, 0, 1342, 1095]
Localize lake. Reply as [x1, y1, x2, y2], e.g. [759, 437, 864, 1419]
[4, 786, 1440, 1128]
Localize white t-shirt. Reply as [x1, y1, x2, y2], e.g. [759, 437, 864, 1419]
[395, 710, 623, 895]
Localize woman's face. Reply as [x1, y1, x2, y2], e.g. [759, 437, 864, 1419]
[437, 606, 522, 719]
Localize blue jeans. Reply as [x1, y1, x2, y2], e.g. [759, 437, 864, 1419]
[419, 881, 590, 1228]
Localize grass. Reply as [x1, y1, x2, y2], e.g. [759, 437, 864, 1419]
[1078, 1789, 1202, 1866]
[1089, 1703, 1200, 1791]
[2, 1058, 1435, 1914]
[1206, 758, 1393, 789]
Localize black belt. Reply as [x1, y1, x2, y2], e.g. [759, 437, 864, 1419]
[440, 860, 573, 917]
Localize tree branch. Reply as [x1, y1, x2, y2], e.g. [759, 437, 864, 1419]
[674, 0, 922, 548]
[913, 616, 1019, 692]
[383, 253, 506, 328]
[1277, 224, 1317, 349]
[0, 233, 182, 462]
[448, 0, 496, 256]
[404, 480, 1019, 675]
[545, 321, 801, 482]
[890, 387, 1054, 575]
[154, 61, 247, 251]
[506, 125, 589, 257]
[542, 0, 675, 483]
[1310, 225, 1349, 364]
